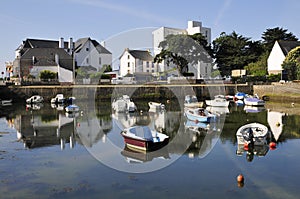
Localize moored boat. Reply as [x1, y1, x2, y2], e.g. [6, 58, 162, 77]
[244, 96, 265, 106]
[121, 126, 169, 151]
[112, 95, 137, 113]
[235, 92, 246, 100]
[184, 108, 216, 123]
[51, 94, 65, 104]
[1, 99, 12, 105]
[184, 95, 203, 108]
[236, 123, 270, 145]
[205, 95, 229, 107]
[26, 95, 44, 104]
[148, 101, 165, 111]
[65, 104, 80, 112]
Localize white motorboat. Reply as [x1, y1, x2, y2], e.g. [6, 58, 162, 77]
[148, 102, 165, 111]
[112, 95, 137, 113]
[205, 95, 229, 107]
[51, 94, 65, 103]
[236, 123, 270, 145]
[0, 99, 12, 106]
[26, 95, 44, 103]
[184, 95, 203, 108]
[65, 104, 80, 112]
[184, 108, 216, 123]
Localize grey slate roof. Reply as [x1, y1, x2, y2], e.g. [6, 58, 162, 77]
[128, 49, 153, 61]
[74, 37, 111, 54]
[277, 40, 300, 55]
[21, 48, 73, 71]
[23, 38, 69, 49]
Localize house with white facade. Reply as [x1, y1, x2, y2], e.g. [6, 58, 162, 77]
[74, 37, 112, 72]
[267, 40, 300, 76]
[13, 38, 74, 83]
[152, 20, 212, 79]
[119, 48, 157, 77]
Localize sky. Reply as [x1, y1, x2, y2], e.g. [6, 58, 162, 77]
[1, 0, 300, 73]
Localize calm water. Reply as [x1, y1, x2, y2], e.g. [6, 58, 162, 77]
[1, 99, 300, 199]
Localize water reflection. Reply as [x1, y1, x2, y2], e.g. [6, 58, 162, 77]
[15, 109, 78, 149]
[3, 101, 300, 163]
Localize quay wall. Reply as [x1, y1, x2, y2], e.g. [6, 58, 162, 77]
[253, 83, 300, 102]
[2, 84, 252, 102]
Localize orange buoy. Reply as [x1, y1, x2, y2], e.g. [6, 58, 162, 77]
[269, 142, 276, 149]
[244, 143, 249, 151]
[237, 174, 244, 183]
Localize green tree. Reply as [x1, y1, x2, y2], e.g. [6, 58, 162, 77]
[76, 67, 89, 79]
[154, 34, 212, 75]
[39, 70, 57, 80]
[262, 27, 298, 52]
[282, 46, 300, 80]
[212, 31, 263, 76]
[244, 52, 268, 76]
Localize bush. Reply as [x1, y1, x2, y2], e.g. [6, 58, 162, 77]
[267, 74, 281, 82]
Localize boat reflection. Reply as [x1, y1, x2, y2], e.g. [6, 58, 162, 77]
[244, 105, 265, 113]
[26, 103, 44, 110]
[121, 146, 170, 164]
[236, 144, 269, 162]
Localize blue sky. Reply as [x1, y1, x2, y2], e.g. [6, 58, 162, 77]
[1, 0, 300, 73]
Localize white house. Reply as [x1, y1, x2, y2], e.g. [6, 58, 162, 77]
[74, 37, 112, 72]
[119, 48, 157, 77]
[268, 40, 300, 75]
[152, 20, 212, 78]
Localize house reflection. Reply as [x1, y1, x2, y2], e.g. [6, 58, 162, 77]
[76, 114, 112, 148]
[15, 112, 78, 149]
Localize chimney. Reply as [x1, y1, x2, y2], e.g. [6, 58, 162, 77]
[59, 37, 64, 48]
[68, 37, 73, 53]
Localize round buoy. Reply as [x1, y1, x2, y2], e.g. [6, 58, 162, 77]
[244, 143, 249, 151]
[237, 174, 244, 183]
[269, 142, 276, 149]
[276, 122, 280, 127]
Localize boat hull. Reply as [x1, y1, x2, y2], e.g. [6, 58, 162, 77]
[65, 105, 79, 112]
[121, 133, 169, 151]
[185, 110, 212, 123]
[244, 98, 265, 106]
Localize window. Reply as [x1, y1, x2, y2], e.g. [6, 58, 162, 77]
[152, 63, 154, 68]
[86, 58, 89, 64]
[128, 62, 130, 67]
[147, 70, 149, 73]
[86, 48, 89, 51]
[99, 57, 101, 65]
[152, 70, 154, 73]
[128, 55, 130, 59]
[146, 61, 149, 68]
